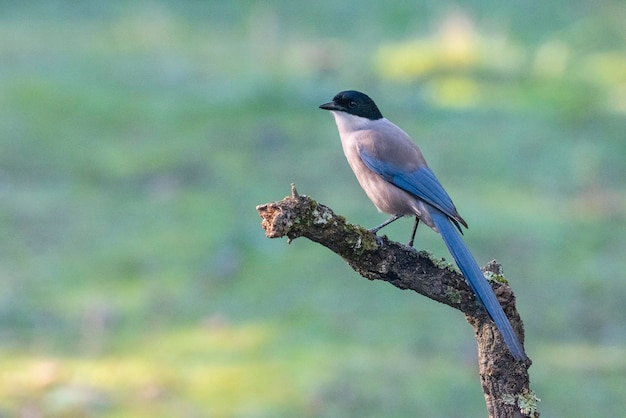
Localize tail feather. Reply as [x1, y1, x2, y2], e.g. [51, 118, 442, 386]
[431, 209, 527, 361]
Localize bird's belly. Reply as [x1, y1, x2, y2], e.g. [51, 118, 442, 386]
[353, 164, 417, 216]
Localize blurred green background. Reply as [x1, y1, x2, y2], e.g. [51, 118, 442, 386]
[1, 1, 625, 416]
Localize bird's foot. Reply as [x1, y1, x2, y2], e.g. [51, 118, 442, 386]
[368, 231, 384, 247]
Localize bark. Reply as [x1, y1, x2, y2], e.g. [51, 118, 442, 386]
[256, 185, 540, 418]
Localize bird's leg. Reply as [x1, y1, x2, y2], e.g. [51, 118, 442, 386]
[369, 214, 403, 234]
[407, 216, 420, 247]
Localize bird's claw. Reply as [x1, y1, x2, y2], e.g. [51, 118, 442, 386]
[368, 231, 384, 247]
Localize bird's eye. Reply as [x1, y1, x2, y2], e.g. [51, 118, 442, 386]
[348, 101, 357, 108]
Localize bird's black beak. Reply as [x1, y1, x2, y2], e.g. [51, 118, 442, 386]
[319, 100, 343, 111]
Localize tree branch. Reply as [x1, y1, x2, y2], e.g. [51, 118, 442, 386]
[256, 184, 539, 418]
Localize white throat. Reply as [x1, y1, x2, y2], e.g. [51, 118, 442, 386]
[330, 111, 382, 136]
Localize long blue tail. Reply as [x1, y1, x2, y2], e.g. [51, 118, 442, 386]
[431, 210, 527, 361]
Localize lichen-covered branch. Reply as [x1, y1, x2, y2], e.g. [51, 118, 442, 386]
[256, 184, 539, 418]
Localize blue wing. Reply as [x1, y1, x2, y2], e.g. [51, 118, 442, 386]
[359, 148, 465, 229]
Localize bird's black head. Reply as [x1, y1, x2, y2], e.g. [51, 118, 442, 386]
[319, 90, 383, 120]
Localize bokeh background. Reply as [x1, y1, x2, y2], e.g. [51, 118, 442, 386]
[2, 1, 626, 416]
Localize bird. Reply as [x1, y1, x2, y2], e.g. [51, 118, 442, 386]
[319, 90, 527, 361]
